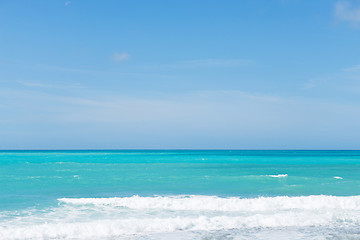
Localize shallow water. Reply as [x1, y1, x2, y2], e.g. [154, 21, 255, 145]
[1, 150, 360, 239]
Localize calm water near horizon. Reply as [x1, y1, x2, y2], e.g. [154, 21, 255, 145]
[1, 150, 360, 239]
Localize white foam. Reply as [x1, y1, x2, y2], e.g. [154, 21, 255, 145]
[0, 213, 346, 240]
[334, 176, 343, 179]
[58, 195, 360, 211]
[267, 174, 288, 178]
[1, 195, 360, 240]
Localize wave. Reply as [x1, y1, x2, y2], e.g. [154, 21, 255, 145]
[1, 195, 360, 239]
[58, 194, 360, 211]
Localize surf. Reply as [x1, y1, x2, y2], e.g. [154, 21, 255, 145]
[1, 195, 360, 239]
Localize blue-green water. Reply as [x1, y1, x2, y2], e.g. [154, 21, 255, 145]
[1, 150, 360, 239]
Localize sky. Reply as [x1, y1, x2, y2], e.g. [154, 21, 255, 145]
[1, 0, 360, 149]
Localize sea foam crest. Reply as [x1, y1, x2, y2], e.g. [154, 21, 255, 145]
[58, 195, 360, 211]
[2, 195, 360, 240]
[267, 174, 288, 178]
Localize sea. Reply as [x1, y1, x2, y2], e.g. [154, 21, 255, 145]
[1, 150, 360, 240]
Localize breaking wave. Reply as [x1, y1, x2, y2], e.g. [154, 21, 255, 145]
[1, 195, 360, 239]
[59, 194, 360, 211]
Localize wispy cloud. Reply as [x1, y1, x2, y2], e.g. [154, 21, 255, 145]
[142, 58, 253, 71]
[2, 87, 360, 149]
[0, 88, 284, 124]
[1, 61, 179, 82]
[65, 1, 71, 6]
[302, 63, 360, 92]
[335, 1, 360, 27]
[18, 80, 86, 90]
[174, 59, 253, 68]
[195, 90, 281, 103]
[302, 81, 317, 90]
[12, 62, 101, 74]
[112, 52, 130, 62]
[342, 64, 360, 72]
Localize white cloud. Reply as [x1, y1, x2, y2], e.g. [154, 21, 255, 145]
[112, 52, 130, 62]
[65, 1, 71, 6]
[335, 1, 360, 26]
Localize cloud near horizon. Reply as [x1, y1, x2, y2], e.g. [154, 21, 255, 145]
[1, 88, 360, 149]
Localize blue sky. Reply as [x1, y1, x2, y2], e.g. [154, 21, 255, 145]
[1, 0, 360, 149]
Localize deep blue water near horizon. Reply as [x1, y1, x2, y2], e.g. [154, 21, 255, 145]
[1, 150, 360, 239]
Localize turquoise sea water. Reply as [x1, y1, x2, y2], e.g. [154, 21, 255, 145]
[1, 150, 360, 239]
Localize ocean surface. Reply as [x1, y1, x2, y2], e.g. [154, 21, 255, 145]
[1, 150, 360, 239]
